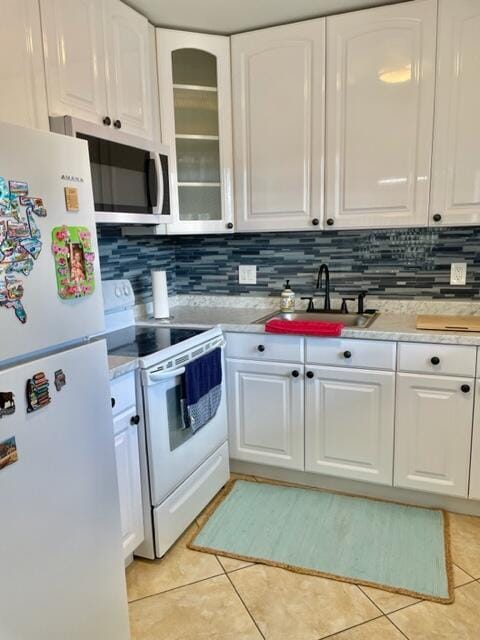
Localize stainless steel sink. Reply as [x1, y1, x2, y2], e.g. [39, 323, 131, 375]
[256, 310, 379, 328]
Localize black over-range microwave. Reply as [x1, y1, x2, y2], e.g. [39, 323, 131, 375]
[50, 116, 172, 224]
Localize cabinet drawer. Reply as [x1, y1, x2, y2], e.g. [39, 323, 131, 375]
[110, 371, 136, 417]
[226, 332, 304, 363]
[306, 338, 396, 371]
[113, 407, 138, 437]
[398, 343, 476, 377]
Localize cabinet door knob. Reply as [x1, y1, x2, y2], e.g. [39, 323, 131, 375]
[111, 397, 116, 408]
[433, 213, 442, 222]
[430, 356, 440, 365]
[291, 370, 300, 378]
[257, 344, 265, 352]
[130, 415, 140, 425]
[306, 371, 314, 379]
[461, 384, 471, 393]
[103, 116, 112, 126]
[113, 119, 122, 129]
[226, 222, 234, 229]
[326, 218, 335, 226]
[343, 350, 352, 359]
[312, 218, 319, 226]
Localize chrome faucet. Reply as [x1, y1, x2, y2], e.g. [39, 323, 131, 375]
[316, 264, 331, 311]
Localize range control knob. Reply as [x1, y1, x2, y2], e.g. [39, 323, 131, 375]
[123, 285, 130, 296]
[115, 287, 122, 297]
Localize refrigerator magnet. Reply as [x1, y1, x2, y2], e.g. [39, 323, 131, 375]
[19, 197, 47, 218]
[8, 180, 28, 196]
[0, 391, 15, 418]
[54, 369, 66, 391]
[0, 436, 18, 470]
[64, 187, 79, 212]
[26, 372, 51, 413]
[52, 226, 95, 299]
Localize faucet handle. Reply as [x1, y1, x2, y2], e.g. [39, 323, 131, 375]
[340, 297, 355, 314]
[301, 296, 315, 312]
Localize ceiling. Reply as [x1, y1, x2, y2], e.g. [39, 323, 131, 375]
[124, 0, 409, 35]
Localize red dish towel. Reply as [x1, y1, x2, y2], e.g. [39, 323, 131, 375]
[265, 318, 344, 337]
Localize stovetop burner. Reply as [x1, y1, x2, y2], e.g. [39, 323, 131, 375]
[105, 325, 206, 358]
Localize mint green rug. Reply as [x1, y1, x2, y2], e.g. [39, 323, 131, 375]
[189, 479, 453, 603]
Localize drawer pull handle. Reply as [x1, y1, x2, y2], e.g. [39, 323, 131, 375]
[430, 356, 440, 365]
[306, 371, 314, 379]
[113, 119, 122, 129]
[130, 415, 140, 426]
[291, 370, 300, 378]
[433, 213, 442, 222]
[111, 397, 116, 408]
[103, 116, 112, 126]
[326, 218, 335, 226]
[343, 350, 352, 359]
[312, 218, 319, 226]
[461, 385, 471, 393]
[257, 345, 265, 352]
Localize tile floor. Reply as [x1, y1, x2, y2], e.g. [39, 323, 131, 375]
[127, 475, 480, 639]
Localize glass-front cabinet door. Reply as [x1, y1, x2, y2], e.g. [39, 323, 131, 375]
[157, 30, 234, 234]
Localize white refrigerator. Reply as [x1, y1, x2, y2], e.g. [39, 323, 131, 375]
[0, 122, 130, 639]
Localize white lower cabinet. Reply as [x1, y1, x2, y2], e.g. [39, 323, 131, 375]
[469, 381, 480, 500]
[114, 420, 144, 558]
[111, 373, 143, 559]
[305, 366, 395, 485]
[226, 359, 304, 470]
[394, 373, 474, 497]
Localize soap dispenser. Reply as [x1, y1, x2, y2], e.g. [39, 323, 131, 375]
[280, 280, 295, 312]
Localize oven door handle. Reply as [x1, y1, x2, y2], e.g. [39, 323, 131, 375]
[145, 366, 186, 386]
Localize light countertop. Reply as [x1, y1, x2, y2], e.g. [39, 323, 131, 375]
[108, 301, 480, 379]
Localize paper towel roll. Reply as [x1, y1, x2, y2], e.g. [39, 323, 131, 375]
[151, 270, 170, 318]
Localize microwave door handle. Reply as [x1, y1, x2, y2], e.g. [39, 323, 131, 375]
[148, 152, 162, 214]
[145, 366, 186, 386]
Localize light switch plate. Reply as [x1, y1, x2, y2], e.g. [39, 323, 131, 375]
[450, 263, 467, 285]
[239, 265, 257, 285]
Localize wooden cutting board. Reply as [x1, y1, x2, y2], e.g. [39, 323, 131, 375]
[416, 314, 480, 332]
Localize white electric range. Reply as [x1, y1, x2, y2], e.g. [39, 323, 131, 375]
[102, 280, 230, 558]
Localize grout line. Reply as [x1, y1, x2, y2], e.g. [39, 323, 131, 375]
[387, 616, 411, 640]
[127, 571, 226, 605]
[357, 585, 388, 616]
[453, 562, 477, 581]
[317, 613, 385, 640]
[225, 572, 266, 639]
[222, 562, 256, 574]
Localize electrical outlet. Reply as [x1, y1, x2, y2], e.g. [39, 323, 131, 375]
[450, 263, 467, 286]
[239, 265, 257, 285]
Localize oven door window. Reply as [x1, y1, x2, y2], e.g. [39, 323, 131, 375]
[166, 378, 195, 451]
[78, 133, 154, 214]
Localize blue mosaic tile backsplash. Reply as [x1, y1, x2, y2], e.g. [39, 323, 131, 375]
[97, 226, 480, 303]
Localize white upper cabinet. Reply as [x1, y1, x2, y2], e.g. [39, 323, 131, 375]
[430, 0, 480, 227]
[105, 0, 152, 138]
[157, 29, 234, 234]
[0, 0, 49, 130]
[41, 0, 154, 139]
[41, 0, 108, 125]
[325, 0, 436, 229]
[232, 20, 325, 232]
